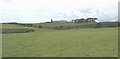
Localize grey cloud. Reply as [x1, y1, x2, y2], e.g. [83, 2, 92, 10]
[57, 12, 79, 19]
[80, 8, 92, 13]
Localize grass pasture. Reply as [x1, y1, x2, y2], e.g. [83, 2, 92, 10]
[2, 23, 118, 57]
[2, 24, 26, 29]
[1, 24, 34, 34]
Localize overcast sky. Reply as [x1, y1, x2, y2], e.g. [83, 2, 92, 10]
[0, 0, 119, 23]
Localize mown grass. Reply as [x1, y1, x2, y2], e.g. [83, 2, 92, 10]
[2, 27, 118, 57]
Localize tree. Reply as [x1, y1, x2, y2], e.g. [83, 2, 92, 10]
[86, 18, 92, 22]
[86, 18, 97, 23]
[85, 18, 89, 22]
[79, 18, 85, 23]
[74, 18, 85, 23]
[92, 18, 97, 22]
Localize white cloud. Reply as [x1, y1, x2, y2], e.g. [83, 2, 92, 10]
[0, 0, 119, 23]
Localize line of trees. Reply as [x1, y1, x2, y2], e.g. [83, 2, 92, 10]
[49, 18, 97, 23]
[72, 18, 97, 23]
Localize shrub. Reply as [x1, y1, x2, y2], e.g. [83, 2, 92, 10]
[38, 25, 42, 28]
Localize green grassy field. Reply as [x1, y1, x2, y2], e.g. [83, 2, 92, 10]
[1, 24, 27, 29]
[2, 23, 118, 57]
